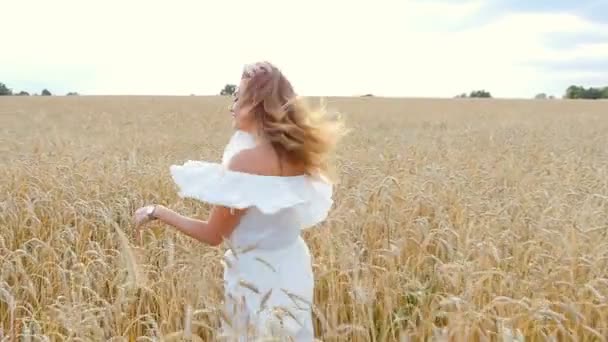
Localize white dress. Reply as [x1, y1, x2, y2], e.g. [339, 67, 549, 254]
[169, 130, 333, 341]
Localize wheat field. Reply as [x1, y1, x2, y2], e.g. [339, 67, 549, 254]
[1, 96, 608, 341]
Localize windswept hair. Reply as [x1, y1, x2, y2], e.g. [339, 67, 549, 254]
[239, 61, 345, 179]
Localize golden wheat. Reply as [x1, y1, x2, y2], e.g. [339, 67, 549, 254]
[1, 96, 608, 341]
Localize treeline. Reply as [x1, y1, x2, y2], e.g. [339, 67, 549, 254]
[2, 80, 607, 99]
[0, 82, 78, 96]
[564, 85, 608, 99]
[455, 86, 608, 100]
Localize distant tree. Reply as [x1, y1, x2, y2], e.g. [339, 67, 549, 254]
[602, 87, 608, 99]
[17, 91, 30, 96]
[455, 93, 468, 98]
[220, 84, 237, 96]
[66, 92, 79, 96]
[41, 89, 52, 96]
[586, 87, 603, 99]
[565, 85, 583, 99]
[0, 82, 12, 96]
[534, 93, 547, 99]
[469, 90, 492, 98]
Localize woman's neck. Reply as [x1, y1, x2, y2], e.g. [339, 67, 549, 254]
[240, 127, 267, 145]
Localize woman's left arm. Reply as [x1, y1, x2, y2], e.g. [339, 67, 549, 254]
[135, 204, 244, 246]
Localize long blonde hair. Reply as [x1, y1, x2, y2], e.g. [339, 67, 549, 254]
[239, 61, 345, 179]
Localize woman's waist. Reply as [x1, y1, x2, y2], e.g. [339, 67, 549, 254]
[228, 226, 302, 251]
[223, 235, 310, 268]
[223, 236, 312, 285]
[226, 234, 306, 256]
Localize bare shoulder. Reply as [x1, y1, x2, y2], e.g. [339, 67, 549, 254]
[227, 145, 280, 176]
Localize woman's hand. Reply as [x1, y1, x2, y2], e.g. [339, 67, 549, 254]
[134, 204, 158, 227]
[133, 204, 159, 244]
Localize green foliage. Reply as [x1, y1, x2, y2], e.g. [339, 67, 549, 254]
[67, 92, 79, 96]
[469, 90, 492, 98]
[41, 89, 52, 96]
[0, 82, 13, 96]
[17, 91, 30, 96]
[220, 84, 237, 96]
[455, 90, 492, 98]
[565, 85, 608, 99]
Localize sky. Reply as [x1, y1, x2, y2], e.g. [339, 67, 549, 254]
[1, 0, 607, 98]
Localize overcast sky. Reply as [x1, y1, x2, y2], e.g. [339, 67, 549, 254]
[2, 0, 607, 98]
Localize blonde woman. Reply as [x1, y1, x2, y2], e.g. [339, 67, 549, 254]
[134, 61, 343, 340]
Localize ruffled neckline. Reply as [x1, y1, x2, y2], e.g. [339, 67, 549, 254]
[169, 130, 334, 228]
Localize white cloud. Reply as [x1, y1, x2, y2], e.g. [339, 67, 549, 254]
[1, 0, 606, 97]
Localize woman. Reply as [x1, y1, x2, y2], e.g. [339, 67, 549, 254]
[134, 61, 343, 340]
